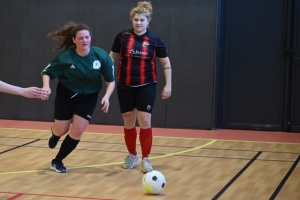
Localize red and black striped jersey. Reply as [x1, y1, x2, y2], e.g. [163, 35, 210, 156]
[111, 29, 168, 86]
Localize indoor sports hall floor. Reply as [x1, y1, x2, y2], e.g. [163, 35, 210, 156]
[0, 119, 300, 200]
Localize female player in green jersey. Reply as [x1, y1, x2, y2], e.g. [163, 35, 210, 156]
[41, 22, 115, 173]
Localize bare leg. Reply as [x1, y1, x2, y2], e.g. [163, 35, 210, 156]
[50, 115, 89, 173]
[137, 111, 153, 172]
[121, 109, 140, 169]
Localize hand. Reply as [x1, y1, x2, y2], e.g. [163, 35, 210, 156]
[41, 87, 51, 100]
[101, 96, 110, 113]
[23, 87, 48, 99]
[162, 85, 172, 99]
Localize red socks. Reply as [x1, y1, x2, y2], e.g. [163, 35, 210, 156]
[124, 127, 153, 158]
[139, 128, 152, 158]
[124, 127, 137, 155]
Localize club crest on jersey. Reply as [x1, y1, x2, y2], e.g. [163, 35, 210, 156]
[93, 60, 101, 69]
[142, 41, 149, 47]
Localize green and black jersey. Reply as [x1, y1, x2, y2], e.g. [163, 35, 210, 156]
[41, 46, 115, 94]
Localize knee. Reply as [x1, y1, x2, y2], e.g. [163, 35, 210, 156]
[138, 118, 151, 128]
[69, 128, 84, 140]
[123, 112, 136, 126]
[53, 126, 69, 137]
[137, 112, 151, 128]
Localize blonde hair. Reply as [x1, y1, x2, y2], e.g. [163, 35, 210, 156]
[130, 1, 153, 21]
[48, 21, 91, 51]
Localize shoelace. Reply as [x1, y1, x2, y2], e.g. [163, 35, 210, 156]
[125, 155, 136, 164]
[55, 160, 64, 167]
[143, 159, 151, 167]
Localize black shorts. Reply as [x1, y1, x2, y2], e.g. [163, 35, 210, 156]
[117, 82, 157, 114]
[54, 82, 99, 121]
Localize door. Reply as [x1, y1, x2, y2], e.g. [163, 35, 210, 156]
[290, 0, 300, 132]
[220, 0, 287, 131]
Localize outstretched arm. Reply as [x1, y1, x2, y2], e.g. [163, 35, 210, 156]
[158, 57, 172, 99]
[0, 80, 47, 99]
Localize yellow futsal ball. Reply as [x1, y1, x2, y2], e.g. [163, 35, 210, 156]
[142, 170, 166, 194]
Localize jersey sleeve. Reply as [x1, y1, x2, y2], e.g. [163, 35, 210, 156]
[101, 54, 115, 82]
[111, 32, 122, 53]
[156, 37, 168, 58]
[41, 55, 65, 79]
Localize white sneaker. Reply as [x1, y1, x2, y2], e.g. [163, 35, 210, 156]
[141, 157, 153, 173]
[123, 153, 140, 169]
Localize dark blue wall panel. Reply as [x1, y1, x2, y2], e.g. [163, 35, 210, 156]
[0, 1, 21, 119]
[167, 0, 217, 129]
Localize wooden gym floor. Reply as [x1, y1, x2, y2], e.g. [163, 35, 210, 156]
[0, 119, 300, 200]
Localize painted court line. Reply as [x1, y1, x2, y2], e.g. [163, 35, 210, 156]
[269, 155, 300, 200]
[212, 151, 262, 200]
[1, 191, 114, 200]
[0, 140, 217, 175]
[0, 139, 40, 154]
[1, 127, 300, 144]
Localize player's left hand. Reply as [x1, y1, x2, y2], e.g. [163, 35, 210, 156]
[101, 97, 110, 113]
[162, 85, 172, 99]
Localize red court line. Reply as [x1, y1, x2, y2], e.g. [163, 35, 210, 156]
[7, 193, 23, 200]
[0, 119, 300, 143]
[1, 191, 114, 200]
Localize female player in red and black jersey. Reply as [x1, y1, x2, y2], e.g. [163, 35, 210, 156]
[110, 1, 172, 173]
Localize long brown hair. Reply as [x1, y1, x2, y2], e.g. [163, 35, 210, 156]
[48, 21, 91, 51]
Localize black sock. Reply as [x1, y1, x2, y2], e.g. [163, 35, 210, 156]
[55, 134, 80, 160]
[51, 126, 61, 140]
[52, 134, 61, 141]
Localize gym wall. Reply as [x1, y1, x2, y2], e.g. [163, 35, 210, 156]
[0, 0, 217, 129]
